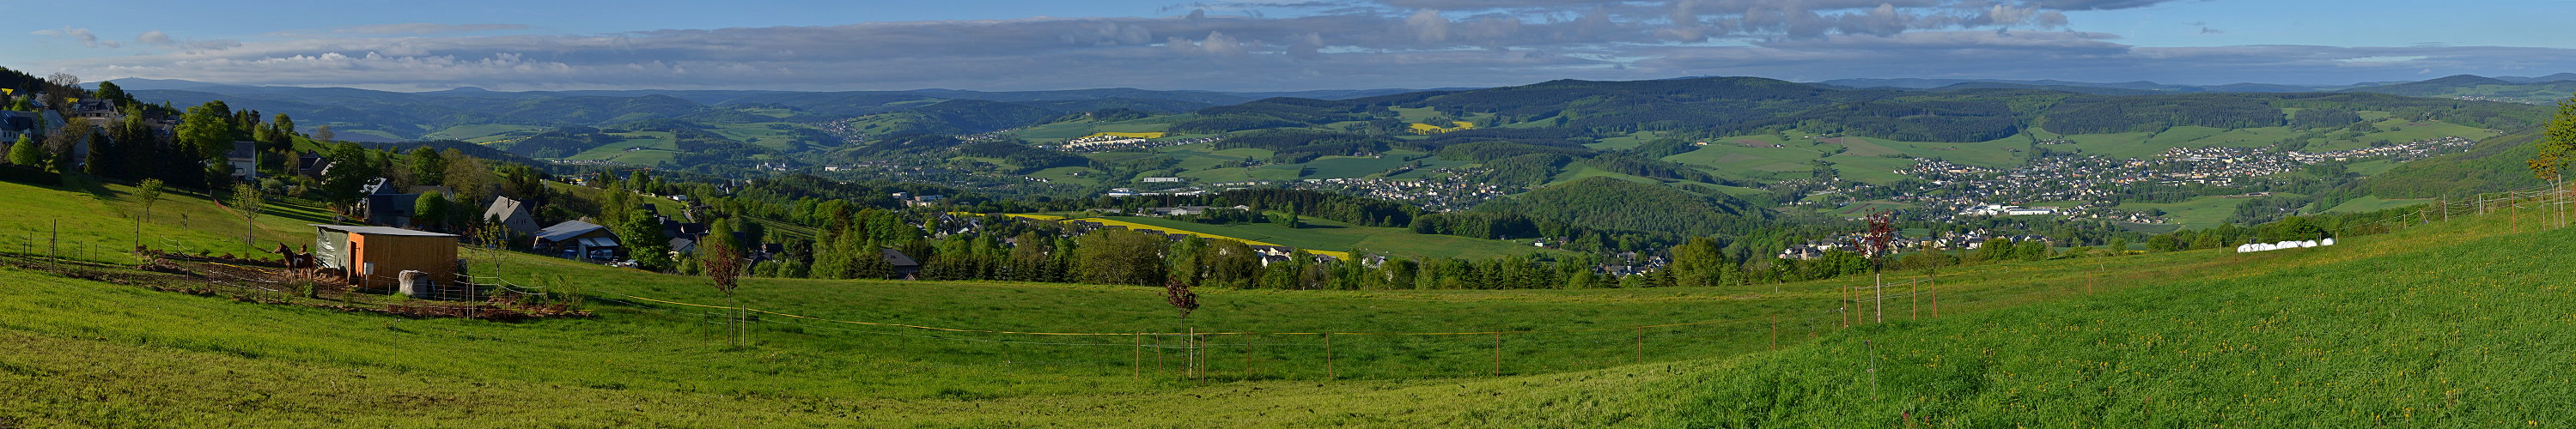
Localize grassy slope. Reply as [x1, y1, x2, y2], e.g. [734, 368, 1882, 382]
[3, 176, 2572, 426]
[1667, 201, 2576, 426]
[0, 178, 336, 264]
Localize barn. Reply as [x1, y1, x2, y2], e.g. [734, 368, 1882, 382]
[534, 221, 624, 260]
[312, 225, 461, 297]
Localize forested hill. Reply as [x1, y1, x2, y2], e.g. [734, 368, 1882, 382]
[2338, 74, 2576, 105]
[1471, 177, 1768, 238]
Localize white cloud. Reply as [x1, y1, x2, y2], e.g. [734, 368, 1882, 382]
[330, 23, 529, 34]
[37, 1, 2576, 91]
[34, 27, 119, 48]
[138, 30, 175, 46]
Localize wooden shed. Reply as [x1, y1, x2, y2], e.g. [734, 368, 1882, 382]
[312, 225, 460, 293]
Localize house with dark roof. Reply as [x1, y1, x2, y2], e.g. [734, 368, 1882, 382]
[355, 178, 423, 227]
[657, 216, 707, 242]
[224, 142, 259, 182]
[0, 111, 51, 143]
[881, 248, 923, 280]
[295, 151, 329, 178]
[533, 221, 622, 260]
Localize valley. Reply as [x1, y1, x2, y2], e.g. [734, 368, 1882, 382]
[5, 12, 2575, 422]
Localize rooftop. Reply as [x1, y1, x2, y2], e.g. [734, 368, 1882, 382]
[312, 224, 458, 238]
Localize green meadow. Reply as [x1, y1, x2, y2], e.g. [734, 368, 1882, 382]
[3, 174, 2571, 426]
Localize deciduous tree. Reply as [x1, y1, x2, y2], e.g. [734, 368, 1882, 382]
[230, 184, 260, 249]
[2530, 91, 2576, 181]
[131, 178, 163, 251]
[412, 192, 448, 230]
[6, 135, 40, 167]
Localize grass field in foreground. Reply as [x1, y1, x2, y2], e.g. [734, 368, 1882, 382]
[4, 176, 2573, 426]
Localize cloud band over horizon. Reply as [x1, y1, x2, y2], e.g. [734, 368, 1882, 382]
[27, 0, 2576, 92]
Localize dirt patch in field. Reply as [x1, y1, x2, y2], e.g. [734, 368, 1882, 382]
[4, 251, 588, 322]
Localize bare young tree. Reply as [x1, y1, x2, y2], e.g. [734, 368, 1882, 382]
[703, 241, 749, 347]
[43, 73, 78, 89]
[705, 241, 746, 297]
[43, 73, 80, 102]
[132, 178, 164, 251]
[1863, 213, 1895, 323]
[230, 183, 260, 251]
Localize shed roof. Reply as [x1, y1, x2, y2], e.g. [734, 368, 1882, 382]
[535, 221, 610, 242]
[312, 224, 457, 238]
[880, 248, 920, 267]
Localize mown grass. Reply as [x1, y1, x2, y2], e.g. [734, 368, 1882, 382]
[3, 177, 2570, 426]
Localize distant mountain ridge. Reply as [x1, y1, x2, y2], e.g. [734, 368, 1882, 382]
[1817, 78, 2335, 94]
[87, 78, 1454, 142]
[2338, 74, 2576, 104]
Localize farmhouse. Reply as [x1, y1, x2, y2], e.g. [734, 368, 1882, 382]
[0, 111, 57, 143]
[533, 221, 623, 260]
[224, 142, 259, 182]
[310, 225, 460, 298]
[480, 196, 540, 235]
[355, 178, 423, 227]
[294, 151, 329, 178]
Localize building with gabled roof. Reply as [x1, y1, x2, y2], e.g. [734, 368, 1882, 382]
[533, 221, 622, 260]
[480, 196, 539, 235]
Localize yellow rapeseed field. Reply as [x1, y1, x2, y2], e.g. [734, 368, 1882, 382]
[1081, 131, 1166, 139]
[1407, 121, 1477, 135]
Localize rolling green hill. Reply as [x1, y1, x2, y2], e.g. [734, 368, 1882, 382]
[1473, 177, 1767, 237]
[2343, 74, 2576, 104]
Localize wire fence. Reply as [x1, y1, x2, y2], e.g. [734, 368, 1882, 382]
[554, 268, 2148, 384]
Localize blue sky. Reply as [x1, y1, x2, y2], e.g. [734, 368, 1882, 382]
[10, 0, 2573, 91]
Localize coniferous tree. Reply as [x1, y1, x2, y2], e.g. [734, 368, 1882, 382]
[853, 239, 894, 280]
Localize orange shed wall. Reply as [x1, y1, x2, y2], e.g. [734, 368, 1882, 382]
[348, 233, 460, 288]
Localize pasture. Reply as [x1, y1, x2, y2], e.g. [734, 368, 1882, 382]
[4, 175, 2571, 426]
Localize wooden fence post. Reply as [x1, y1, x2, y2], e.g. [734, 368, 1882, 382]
[1201, 331, 1209, 383]
[1491, 331, 1502, 377]
[1635, 326, 1644, 365]
[1132, 332, 1142, 379]
[1324, 333, 1334, 380]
